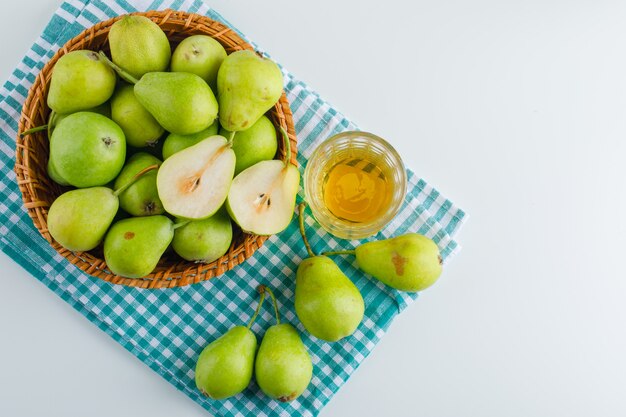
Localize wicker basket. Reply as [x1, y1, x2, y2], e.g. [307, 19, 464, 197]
[14, 10, 297, 289]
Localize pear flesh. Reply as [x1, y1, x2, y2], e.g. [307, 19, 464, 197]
[255, 323, 312, 402]
[134, 72, 218, 135]
[355, 233, 443, 292]
[227, 160, 299, 235]
[47, 187, 119, 252]
[103, 215, 174, 278]
[195, 326, 257, 400]
[157, 136, 235, 219]
[295, 256, 365, 342]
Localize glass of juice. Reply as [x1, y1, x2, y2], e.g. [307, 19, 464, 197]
[304, 131, 407, 239]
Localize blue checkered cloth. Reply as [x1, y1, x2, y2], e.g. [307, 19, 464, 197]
[0, 1, 467, 416]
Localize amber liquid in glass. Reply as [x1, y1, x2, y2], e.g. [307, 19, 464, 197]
[322, 156, 393, 224]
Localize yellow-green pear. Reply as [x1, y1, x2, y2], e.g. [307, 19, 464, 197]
[195, 289, 267, 400]
[49, 112, 126, 188]
[217, 50, 283, 131]
[47, 187, 118, 252]
[111, 83, 164, 147]
[294, 205, 364, 342]
[103, 215, 175, 278]
[161, 122, 219, 160]
[220, 115, 277, 175]
[171, 35, 226, 91]
[354, 234, 443, 292]
[47, 50, 116, 114]
[114, 153, 163, 216]
[109, 15, 171, 79]
[255, 286, 312, 402]
[172, 209, 232, 263]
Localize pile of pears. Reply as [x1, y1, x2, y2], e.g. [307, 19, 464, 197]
[38, 15, 300, 278]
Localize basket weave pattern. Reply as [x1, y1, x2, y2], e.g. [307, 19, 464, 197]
[14, 10, 298, 289]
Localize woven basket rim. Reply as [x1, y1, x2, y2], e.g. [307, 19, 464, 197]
[14, 9, 298, 289]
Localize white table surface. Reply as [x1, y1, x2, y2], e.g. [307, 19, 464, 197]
[2, 1, 626, 416]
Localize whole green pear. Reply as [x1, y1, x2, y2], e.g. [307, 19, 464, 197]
[47, 50, 116, 114]
[195, 326, 257, 400]
[161, 122, 219, 160]
[114, 153, 164, 216]
[111, 83, 164, 147]
[295, 255, 364, 342]
[47, 187, 118, 251]
[255, 323, 312, 402]
[134, 72, 218, 135]
[49, 112, 126, 188]
[217, 50, 283, 131]
[355, 234, 443, 292]
[47, 158, 69, 186]
[171, 35, 226, 91]
[220, 115, 277, 175]
[103, 215, 173, 278]
[172, 209, 232, 262]
[109, 15, 171, 79]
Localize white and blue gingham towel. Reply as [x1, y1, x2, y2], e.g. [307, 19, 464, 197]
[0, 1, 467, 416]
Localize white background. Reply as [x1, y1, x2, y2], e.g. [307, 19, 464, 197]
[1, 1, 626, 416]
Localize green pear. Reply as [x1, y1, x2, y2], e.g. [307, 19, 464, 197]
[161, 122, 219, 160]
[49, 112, 125, 188]
[195, 289, 267, 400]
[157, 136, 235, 219]
[114, 153, 163, 216]
[47, 187, 118, 251]
[47, 158, 69, 186]
[47, 50, 116, 114]
[295, 205, 364, 342]
[354, 234, 443, 292]
[172, 209, 232, 263]
[48, 166, 159, 252]
[195, 326, 256, 400]
[226, 128, 298, 235]
[220, 115, 277, 175]
[109, 15, 171, 79]
[111, 83, 164, 147]
[103, 215, 174, 278]
[217, 50, 283, 131]
[171, 35, 226, 91]
[255, 286, 312, 402]
[134, 72, 218, 135]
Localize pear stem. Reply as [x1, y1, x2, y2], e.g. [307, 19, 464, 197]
[259, 285, 280, 325]
[113, 164, 159, 197]
[280, 127, 293, 167]
[298, 203, 316, 258]
[98, 51, 139, 84]
[20, 124, 48, 137]
[172, 220, 191, 230]
[322, 250, 356, 256]
[247, 288, 266, 329]
[47, 111, 57, 138]
[227, 130, 236, 146]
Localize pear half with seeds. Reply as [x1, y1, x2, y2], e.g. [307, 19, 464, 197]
[156, 135, 235, 219]
[227, 128, 299, 235]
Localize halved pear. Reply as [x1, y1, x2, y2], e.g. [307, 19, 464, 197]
[157, 135, 235, 219]
[227, 159, 300, 235]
